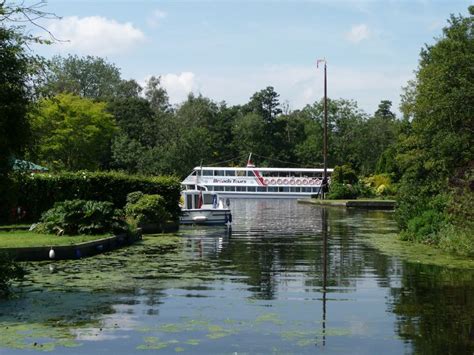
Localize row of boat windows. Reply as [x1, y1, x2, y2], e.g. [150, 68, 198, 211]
[195, 170, 325, 178]
[208, 186, 321, 193]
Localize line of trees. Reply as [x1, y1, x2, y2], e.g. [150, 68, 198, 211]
[24, 53, 402, 177]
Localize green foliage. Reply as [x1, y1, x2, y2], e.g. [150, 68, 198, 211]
[395, 7, 473, 252]
[438, 224, 474, 257]
[35, 199, 126, 236]
[13, 171, 181, 222]
[29, 93, 117, 171]
[126, 191, 144, 205]
[244, 86, 282, 124]
[0, 26, 32, 221]
[363, 174, 396, 197]
[327, 183, 358, 199]
[42, 55, 124, 100]
[332, 165, 358, 184]
[0, 253, 25, 297]
[125, 193, 171, 227]
[437, 165, 474, 256]
[400, 209, 446, 244]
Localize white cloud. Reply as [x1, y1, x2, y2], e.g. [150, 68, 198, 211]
[140, 64, 410, 115]
[195, 64, 410, 115]
[147, 9, 167, 28]
[160, 72, 196, 104]
[346, 24, 370, 43]
[47, 16, 145, 56]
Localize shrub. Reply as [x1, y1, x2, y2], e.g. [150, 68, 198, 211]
[362, 174, 396, 197]
[0, 254, 25, 297]
[125, 193, 171, 227]
[353, 182, 376, 198]
[438, 224, 474, 257]
[12, 171, 181, 222]
[35, 199, 126, 235]
[126, 191, 144, 205]
[400, 209, 446, 244]
[332, 165, 358, 184]
[327, 182, 358, 199]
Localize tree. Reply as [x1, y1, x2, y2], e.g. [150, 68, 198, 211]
[108, 97, 156, 145]
[145, 76, 170, 113]
[374, 100, 396, 121]
[30, 93, 117, 171]
[0, 22, 34, 221]
[299, 98, 368, 170]
[245, 86, 282, 124]
[396, 6, 474, 247]
[358, 100, 400, 174]
[0, 26, 30, 176]
[232, 113, 268, 161]
[42, 55, 123, 100]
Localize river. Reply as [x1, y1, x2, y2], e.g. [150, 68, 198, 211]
[1, 199, 473, 354]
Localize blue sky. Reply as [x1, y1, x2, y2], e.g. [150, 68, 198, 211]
[32, 0, 471, 115]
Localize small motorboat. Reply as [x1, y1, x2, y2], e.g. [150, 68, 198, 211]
[180, 189, 232, 225]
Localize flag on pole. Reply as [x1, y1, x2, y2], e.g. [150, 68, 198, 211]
[198, 190, 203, 209]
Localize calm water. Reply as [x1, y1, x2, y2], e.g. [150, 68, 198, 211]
[1, 199, 474, 354]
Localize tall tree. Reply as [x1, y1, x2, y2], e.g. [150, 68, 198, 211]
[0, 26, 30, 175]
[374, 100, 396, 121]
[245, 86, 282, 124]
[0, 25, 32, 221]
[396, 6, 474, 247]
[359, 100, 400, 174]
[30, 93, 117, 171]
[145, 76, 170, 113]
[42, 55, 123, 100]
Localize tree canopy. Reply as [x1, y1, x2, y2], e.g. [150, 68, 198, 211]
[30, 93, 117, 171]
[395, 6, 473, 252]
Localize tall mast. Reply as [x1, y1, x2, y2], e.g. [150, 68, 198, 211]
[317, 59, 328, 199]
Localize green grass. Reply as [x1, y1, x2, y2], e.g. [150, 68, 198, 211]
[0, 231, 110, 248]
[0, 224, 31, 230]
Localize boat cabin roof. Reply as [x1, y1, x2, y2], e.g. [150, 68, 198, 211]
[193, 166, 333, 173]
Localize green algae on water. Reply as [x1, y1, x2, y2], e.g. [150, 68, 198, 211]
[361, 232, 474, 270]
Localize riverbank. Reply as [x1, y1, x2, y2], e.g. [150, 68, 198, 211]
[0, 230, 142, 261]
[0, 230, 109, 248]
[299, 198, 396, 210]
[361, 231, 474, 269]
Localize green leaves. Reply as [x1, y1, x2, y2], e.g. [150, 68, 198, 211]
[395, 7, 473, 249]
[30, 93, 117, 171]
[36, 199, 126, 236]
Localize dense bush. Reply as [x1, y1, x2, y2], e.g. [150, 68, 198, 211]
[362, 174, 397, 197]
[327, 183, 358, 199]
[0, 254, 25, 297]
[400, 209, 446, 244]
[12, 171, 181, 222]
[332, 165, 358, 184]
[125, 193, 171, 228]
[35, 199, 126, 235]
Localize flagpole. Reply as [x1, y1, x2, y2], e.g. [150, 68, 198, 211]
[323, 61, 328, 200]
[317, 59, 328, 199]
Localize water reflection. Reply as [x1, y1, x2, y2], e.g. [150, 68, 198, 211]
[0, 199, 473, 354]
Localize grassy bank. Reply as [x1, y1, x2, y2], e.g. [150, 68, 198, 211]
[362, 232, 474, 269]
[0, 231, 109, 248]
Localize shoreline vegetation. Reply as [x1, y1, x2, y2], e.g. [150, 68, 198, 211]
[0, 230, 110, 248]
[361, 232, 474, 270]
[301, 198, 396, 209]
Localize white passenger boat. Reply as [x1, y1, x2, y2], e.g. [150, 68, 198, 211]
[181, 156, 333, 199]
[180, 189, 232, 225]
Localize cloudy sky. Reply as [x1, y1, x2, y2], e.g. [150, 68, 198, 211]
[32, 0, 471, 115]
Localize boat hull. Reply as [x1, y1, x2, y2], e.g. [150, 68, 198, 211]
[180, 208, 232, 225]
